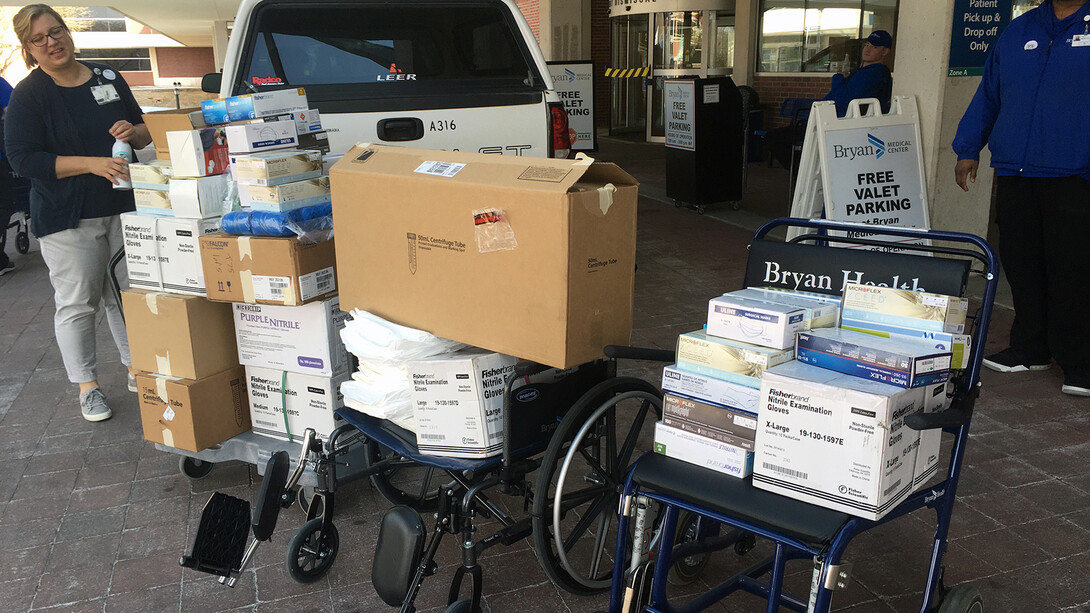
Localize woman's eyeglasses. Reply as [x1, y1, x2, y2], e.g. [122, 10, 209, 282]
[27, 25, 67, 48]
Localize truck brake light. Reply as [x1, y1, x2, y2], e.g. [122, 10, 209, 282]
[549, 102, 571, 159]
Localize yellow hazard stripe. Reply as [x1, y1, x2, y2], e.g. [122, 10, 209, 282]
[605, 67, 650, 78]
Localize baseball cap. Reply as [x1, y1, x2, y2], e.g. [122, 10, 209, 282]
[866, 30, 893, 48]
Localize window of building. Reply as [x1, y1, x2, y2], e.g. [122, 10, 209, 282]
[758, 0, 897, 73]
[75, 48, 152, 72]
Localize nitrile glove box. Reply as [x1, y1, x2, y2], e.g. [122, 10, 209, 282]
[653, 421, 753, 479]
[169, 174, 230, 219]
[706, 294, 806, 349]
[200, 98, 230, 125]
[795, 327, 951, 389]
[662, 392, 758, 450]
[225, 120, 299, 154]
[226, 88, 309, 121]
[233, 296, 350, 377]
[840, 317, 972, 370]
[234, 150, 324, 186]
[134, 188, 172, 217]
[130, 160, 172, 190]
[915, 382, 950, 488]
[753, 361, 925, 520]
[121, 213, 221, 295]
[661, 364, 761, 415]
[245, 176, 331, 212]
[409, 350, 519, 459]
[675, 329, 795, 388]
[840, 283, 969, 334]
[246, 366, 350, 442]
[726, 288, 838, 330]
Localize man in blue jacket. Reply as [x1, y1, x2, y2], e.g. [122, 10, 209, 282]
[953, 0, 1090, 396]
[767, 30, 893, 169]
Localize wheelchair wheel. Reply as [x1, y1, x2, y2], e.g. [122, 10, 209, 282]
[666, 511, 710, 585]
[938, 583, 983, 613]
[443, 599, 474, 613]
[532, 377, 662, 595]
[297, 486, 325, 518]
[285, 517, 339, 583]
[363, 437, 447, 511]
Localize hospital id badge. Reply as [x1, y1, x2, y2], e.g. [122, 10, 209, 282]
[1073, 34, 1090, 47]
[91, 84, 120, 105]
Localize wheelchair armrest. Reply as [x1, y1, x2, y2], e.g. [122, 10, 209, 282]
[905, 383, 978, 431]
[513, 360, 552, 378]
[603, 345, 675, 363]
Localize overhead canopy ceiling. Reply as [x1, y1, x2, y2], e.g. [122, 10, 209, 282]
[108, 0, 241, 47]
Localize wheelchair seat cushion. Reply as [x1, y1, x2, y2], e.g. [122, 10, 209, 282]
[632, 453, 850, 549]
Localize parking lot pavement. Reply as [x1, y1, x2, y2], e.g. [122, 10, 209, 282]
[1, 135, 1088, 612]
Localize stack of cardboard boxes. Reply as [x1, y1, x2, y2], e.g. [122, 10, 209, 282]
[655, 287, 836, 479]
[128, 88, 345, 451]
[658, 283, 967, 521]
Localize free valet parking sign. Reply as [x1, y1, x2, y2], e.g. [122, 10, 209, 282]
[823, 123, 926, 231]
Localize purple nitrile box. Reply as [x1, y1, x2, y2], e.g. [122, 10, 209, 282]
[233, 296, 348, 377]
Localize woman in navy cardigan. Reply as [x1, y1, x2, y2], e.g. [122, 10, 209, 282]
[4, 4, 152, 422]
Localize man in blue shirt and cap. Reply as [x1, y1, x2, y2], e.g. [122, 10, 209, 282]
[767, 30, 893, 169]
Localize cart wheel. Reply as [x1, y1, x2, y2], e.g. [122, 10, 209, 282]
[297, 486, 325, 518]
[666, 511, 710, 586]
[938, 584, 983, 613]
[16, 231, 29, 254]
[532, 377, 663, 595]
[179, 456, 214, 480]
[696, 205, 706, 215]
[363, 438, 448, 511]
[731, 201, 741, 211]
[285, 517, 339, 583]
[443, 599, 474, 613]
[673, 199, 682, 208]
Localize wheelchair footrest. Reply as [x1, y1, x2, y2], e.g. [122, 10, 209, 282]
[180, 492, 251, 577]
[373, 505, 427, 607]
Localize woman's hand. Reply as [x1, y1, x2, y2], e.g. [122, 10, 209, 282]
[109, 120, 137, 143]
[88, 155, 130, 186]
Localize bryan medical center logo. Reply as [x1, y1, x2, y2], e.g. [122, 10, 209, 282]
[832, 133, 912, 161]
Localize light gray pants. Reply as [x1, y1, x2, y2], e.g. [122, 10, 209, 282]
[38, 216, 131, 384]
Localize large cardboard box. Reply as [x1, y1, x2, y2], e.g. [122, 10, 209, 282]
[246, 366, 349, 441]
[233, 296, 349, 377]
[122, 289, 239, 380]
[330, 145, 639, 368]
[122, 213, 222, 295]
[198, 234, 338, 305]
[142, 107, 202, 159]
[753, 361, 925, 520]
[135, 366, 250, 452]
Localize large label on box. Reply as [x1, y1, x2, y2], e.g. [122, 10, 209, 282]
[753, 362, 922, 520]
[246, 367, 348, 441]
[233, 297, 349, 377]
[122, 214, 220, 295]
[411, 352, 518, 458]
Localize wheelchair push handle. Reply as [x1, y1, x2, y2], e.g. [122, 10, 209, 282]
[603, 345, 675, 363]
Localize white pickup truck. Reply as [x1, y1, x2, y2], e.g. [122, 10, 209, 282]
[205, 0, 570, 158]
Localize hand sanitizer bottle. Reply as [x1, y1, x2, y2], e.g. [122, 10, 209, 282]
[111, 139, 133, 190]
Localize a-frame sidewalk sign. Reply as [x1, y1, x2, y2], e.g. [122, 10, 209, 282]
[788, 95, 930, 250]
